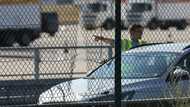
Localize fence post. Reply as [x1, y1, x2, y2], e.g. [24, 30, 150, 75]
[33, 48, 40, 80]
[115, 0, 121, 107]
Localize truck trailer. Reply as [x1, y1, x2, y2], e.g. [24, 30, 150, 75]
[0, 0, 59, 47]
[126, 0, 190, 30]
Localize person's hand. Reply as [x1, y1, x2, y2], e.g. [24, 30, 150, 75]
[93, 35, 104, 42]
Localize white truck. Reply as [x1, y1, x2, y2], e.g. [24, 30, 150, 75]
[82, 0, 190, 30]
[0, 0, 59, 47]
[81, 0, 129, 30]
[127, 0, 190, 30]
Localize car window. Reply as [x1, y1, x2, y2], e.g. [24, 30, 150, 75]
[122, 53, 175, 78]
[42, 0, 74, 5]
[131, 3, 152, 12]
[88, 59, 115, 78]
[85, 3, 107, 13]
[88, 52, 179, 79]
[56, 0, 74, 5]
[177, 55, 190, 71]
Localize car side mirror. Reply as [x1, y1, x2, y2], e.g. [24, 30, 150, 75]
[170, 66, 190, 83]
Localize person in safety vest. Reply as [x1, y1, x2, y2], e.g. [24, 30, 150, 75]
[94, 24, 146, 51]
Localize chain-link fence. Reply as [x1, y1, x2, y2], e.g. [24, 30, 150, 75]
[0, 0, 190, 107]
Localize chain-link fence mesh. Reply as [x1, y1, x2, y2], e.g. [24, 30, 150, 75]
[0, 0, 190, 107]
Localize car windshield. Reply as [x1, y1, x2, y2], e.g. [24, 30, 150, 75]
[131, 3, 152, 12]
[85, 3, 106, 13]
[88, 52, 179, 79]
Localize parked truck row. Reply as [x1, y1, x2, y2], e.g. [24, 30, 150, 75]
[1, 0, 189, 46]
[81, 0, 190, 30]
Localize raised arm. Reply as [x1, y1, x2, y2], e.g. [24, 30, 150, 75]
[93, 35, 114, 46]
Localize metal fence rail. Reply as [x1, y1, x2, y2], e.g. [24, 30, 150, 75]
[0, 46, 112, 80]
[0, 46, 112, 105]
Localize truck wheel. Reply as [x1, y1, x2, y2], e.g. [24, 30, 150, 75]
[30, 32, 40, 42]
[0, 31, 15, 47]
[176, 21, 187, 30]
[148, 22, 157, 30]
[103, 19, 115, 30]
[18, 32, 31, 46]
[176, 26, 186, 30]
[147, 18, 158, 30]
[49, 32, 56, 37]
[160, 24, 169, 30]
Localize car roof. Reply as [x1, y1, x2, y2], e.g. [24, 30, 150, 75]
[125, 43, 190, 54]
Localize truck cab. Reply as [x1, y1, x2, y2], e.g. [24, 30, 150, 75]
[126, 0, 156, 29]
[81, 1, 114, 30]
[81, 0, 129, 30]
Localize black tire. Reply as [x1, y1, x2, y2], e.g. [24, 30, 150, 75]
[176, 21, 187, 30]
[18, 32, 31, 46]
[160, 23, 169, 30]
[0, 31, 15, 47]
[148, 22, 157, 30]
[49, 32, 55, 37]
[103, 19, 115, 30]
[30, 31, 40, 42]
[147, 18, 158, 30]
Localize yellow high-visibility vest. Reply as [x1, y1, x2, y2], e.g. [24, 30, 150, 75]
[112, 32, 145, 51]
[121, 39, 145, 51]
